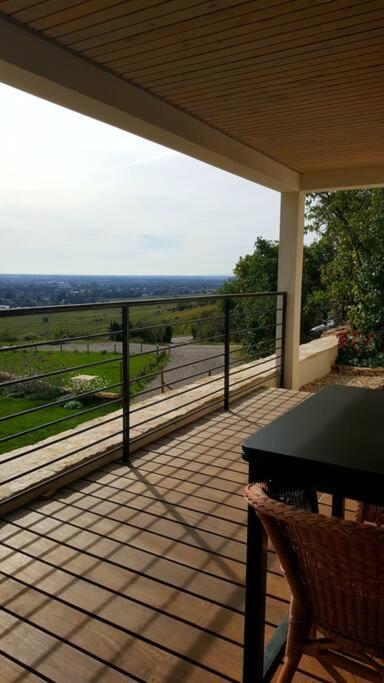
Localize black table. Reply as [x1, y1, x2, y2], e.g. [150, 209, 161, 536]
[241, 384, 384, 683]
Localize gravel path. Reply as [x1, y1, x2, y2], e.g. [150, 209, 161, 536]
[139, 338, 229, 399]
[40, 338, 238, 398]
[302, 368, 384, 393]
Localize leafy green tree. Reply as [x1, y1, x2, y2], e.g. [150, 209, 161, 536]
[223, 237, 329, 353]
[222, 189, 384, 358]
[300, 236, 332, 340]
[221, 238, 279, 356]
[222, 237, 278, 295]
[108, 319, 122, 342]
[162, 326, 173, 343]
[184, 306, 224, 342]
[305, 189, 384, 332]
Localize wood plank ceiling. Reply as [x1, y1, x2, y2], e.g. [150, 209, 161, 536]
[1, 0, 384, 174]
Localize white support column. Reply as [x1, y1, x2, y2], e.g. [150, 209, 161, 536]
[277, 191, 305, 389]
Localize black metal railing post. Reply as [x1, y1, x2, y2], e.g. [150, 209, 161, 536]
[224, 297, 230, 410]
[0, 291, 286, 499]
[279, 292, 287, 389]
[243, 461, 268, 683]
[122, 304, 130, 462]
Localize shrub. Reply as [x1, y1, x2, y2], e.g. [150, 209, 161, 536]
[108, 320, 122, 342]
[0, 349, 66, 398]
[63, 400, 83, 410]
[163, 325, 173, 343]
[49, 327, 74, 340]
[3, 379, 62, 400]
[65, 375, 105, 404]
[337, 330, 384, 367]
[0, 331, 17, 343]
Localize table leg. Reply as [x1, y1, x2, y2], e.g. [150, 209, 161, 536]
[332, 495, 345, 518]
[243, 504, 268, 683]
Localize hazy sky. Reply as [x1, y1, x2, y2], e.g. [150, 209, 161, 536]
[0, 82, 280, 276]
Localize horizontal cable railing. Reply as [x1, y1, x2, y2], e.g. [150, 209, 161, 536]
[0, 292, 286, 502]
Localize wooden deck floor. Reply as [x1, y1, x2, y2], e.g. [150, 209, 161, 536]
[0, 387, 360, 682]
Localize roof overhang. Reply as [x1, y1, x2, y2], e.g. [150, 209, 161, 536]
[0, 15, 299, 193]
[1, 3, 383, 195]
[301, 166, 384, 192]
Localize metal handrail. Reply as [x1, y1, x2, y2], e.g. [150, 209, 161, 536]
[0, 291, 286, 318]
[0, 292, 286, 487]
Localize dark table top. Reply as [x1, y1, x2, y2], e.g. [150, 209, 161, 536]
[242, 384, 384, 504]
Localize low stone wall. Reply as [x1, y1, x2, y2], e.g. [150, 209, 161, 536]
[0, 354, 280, 511]
[0, 336, 338, 512]
[299, 335, 338, 387]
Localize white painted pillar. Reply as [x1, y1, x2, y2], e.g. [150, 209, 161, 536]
[277, 191, 305, 389]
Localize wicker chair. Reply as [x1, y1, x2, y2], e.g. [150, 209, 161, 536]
[245, 484, 384, 683]
[357, 502, 384, 526]
[258, 480, 318, 513]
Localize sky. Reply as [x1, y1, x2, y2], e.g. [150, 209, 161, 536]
[0, 82, 280, 276]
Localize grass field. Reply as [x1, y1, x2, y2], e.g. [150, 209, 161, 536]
[0, 299, 223, 456]
[0, 301, 219, 344]
[0, 396, 116, 455]
[0, 349, 160, 391]
[0, 348, 167, 454]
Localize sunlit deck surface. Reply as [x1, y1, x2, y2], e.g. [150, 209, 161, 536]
[0, 388, 358, 682]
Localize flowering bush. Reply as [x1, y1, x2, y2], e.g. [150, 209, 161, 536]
[337, 330, 384, 367]
[65, 375, 105, 404]
[0, 351, 63, 399]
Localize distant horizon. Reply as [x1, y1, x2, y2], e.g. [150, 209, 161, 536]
[0, 273, 232, 278]
[0, 272, 231, 309]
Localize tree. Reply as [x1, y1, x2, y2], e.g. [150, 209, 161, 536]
[108, 319, 122, 342]
[305, 189, 384, 332]
[300, 235, 332, 340]
[222, 237, 328, 354]
[223, 237, 278, 294]
[221, 238, 279, 356]
[162, 326, 173, 344]
[221, 189, 384, 358]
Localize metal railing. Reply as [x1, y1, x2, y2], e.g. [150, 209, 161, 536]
[0, 292, 286, 504]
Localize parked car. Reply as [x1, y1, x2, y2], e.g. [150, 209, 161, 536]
[309, 319, 335, 338]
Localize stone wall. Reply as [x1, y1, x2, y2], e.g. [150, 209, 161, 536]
[0, 354, 279, 511]
[0, 337, 338, 512]
[299, 335, 338, 387]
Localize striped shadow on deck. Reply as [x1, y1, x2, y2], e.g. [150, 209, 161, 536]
[0, 388, 358, 682]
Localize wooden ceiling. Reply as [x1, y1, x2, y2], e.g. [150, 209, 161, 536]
[1, 0, 383, 174]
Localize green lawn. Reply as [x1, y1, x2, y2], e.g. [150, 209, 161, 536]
[0, 396, 116, 455]
[0, 349, 160, 392]
[0, 348, 167, 455]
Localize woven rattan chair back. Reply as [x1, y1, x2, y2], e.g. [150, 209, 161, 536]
[258, 480, 318, 512]
[245, 484, 384, 682]
[356, 502, 384, 526]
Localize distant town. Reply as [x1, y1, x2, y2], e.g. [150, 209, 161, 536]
[0, 274, 231, 309]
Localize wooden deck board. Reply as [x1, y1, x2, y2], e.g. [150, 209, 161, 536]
[0, 388, 360, 681]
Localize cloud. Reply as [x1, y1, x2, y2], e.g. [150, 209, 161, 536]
[139, 234, 179, 251]
[0, 82, 280, 276]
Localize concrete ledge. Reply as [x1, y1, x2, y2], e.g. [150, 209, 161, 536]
[299, 335, 338, 387]
[0, 355, 279, 512]
[0, 336, 339, 513]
